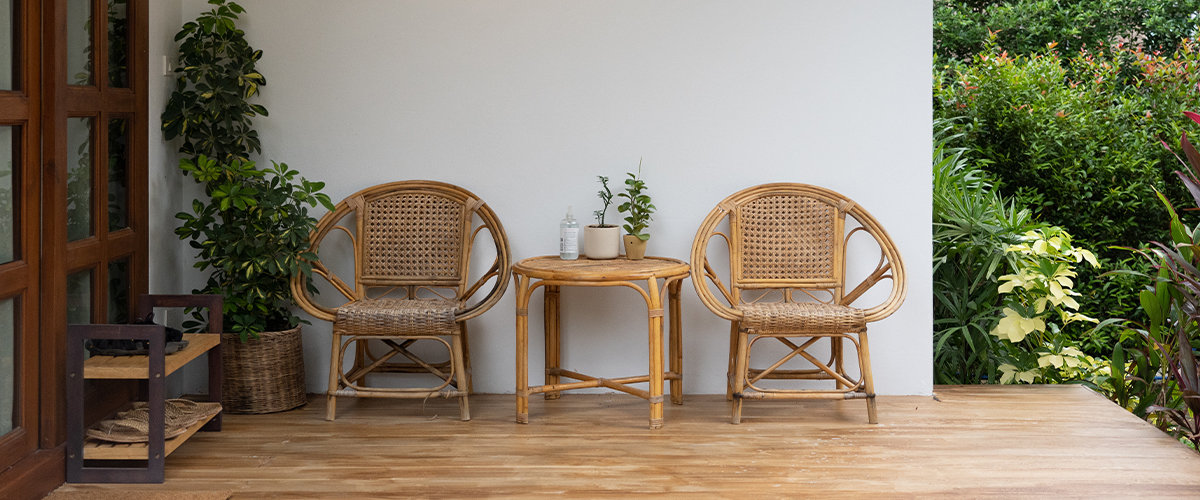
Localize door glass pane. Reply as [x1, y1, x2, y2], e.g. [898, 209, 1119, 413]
[0, 126, 14, 263]
[67, 270, 92, 325]
[0, 0, 14, 90]
[0, 297, 14, 436]
[107, 258, 128, 323]
[107, 118, 127, 230]
[67, 0, 92, 85]
[67, 117, 92, 241]
[106, 0, 128, 88]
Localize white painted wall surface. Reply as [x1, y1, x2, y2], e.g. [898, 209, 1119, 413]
[150, 0, 933, 396]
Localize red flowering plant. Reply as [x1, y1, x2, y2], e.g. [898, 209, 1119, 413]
[1117, 111, 1200, 448]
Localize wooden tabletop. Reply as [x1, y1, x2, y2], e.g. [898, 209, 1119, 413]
[513, 256, 689, 282]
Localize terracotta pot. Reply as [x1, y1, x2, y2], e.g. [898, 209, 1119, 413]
[623, 234, 649, 260]
[584, 225, 621, 259]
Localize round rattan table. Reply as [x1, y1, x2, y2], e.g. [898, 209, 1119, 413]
[512, 255, 690, 429]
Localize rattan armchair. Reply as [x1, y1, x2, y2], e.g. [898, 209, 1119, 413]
[690, 183, 906, 424]
[291, 181, 511, 421]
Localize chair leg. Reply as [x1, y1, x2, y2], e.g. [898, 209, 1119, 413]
[832, 336, 846, 390]
[452, 335, 471, 421]
[730, 328, 750, 424]
[327, 330, 343, 421]
[859, 329, 877, 424]
[726, 322, 739, 401]
[460, 322, 473, 394]
[351, 339, 369, 385]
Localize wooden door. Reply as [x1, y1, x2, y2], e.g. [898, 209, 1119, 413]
[41, 0, 148, 439]
[0, 0, 146, 496]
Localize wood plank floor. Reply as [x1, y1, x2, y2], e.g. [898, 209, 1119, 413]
[49, 385, 1200, 498]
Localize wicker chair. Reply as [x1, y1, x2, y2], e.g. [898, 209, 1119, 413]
[690, 183, 906, 424]
[291, 181, 511, 421]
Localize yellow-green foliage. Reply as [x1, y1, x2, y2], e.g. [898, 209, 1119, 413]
[988, 227, 1101, 383]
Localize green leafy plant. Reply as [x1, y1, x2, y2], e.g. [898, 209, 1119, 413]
[1119, 250, 1200, 446]
[1113, 111, 1200, 448]
[161, 0, 333, 340]
[174, 156, 331, 338]
[932, 119, 1038, 384]
[1091, 341, 1156, 418]
[1117, 198, 1200, 447]
[989, 227, 1100, 383]
[161, 0, 266, 164]
[592, 175, 614, 227]
[617, 160, 654, 241]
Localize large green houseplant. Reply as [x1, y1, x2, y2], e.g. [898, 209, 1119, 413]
[162, 0, 332, 413]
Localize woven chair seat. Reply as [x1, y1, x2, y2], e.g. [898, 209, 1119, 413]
[738, 302, 866, 335]
[334, 298, 460, 337]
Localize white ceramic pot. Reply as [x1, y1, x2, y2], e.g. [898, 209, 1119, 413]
[584, 225, 621, 259]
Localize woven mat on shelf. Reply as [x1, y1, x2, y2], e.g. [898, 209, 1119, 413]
[85, 399, 222, 443]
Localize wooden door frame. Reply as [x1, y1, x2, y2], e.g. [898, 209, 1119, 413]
[0, 0, 41, 474]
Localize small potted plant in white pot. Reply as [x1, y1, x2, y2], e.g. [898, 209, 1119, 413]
[618, 162, 655, 260]
[584, 175, 621, 259]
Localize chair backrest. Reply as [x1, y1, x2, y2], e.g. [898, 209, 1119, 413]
[691, 183, 905, 323]
[292, 180, 511, 323]
[358, 186, 473, 287]
[734, 192, 843, 288]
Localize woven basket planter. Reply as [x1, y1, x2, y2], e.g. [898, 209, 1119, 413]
[220, 326, 307, 414]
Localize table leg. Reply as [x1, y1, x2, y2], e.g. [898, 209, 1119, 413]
[647, 276, 664, 429]
[544, 285, 561, 400]
[668, 279, 683, 405]
[515, 274, 531, 424]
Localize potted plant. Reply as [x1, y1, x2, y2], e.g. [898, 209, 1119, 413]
[161, 0, 333, 413]
[618, 161, 655, 260]
[584, 175, 620, 259]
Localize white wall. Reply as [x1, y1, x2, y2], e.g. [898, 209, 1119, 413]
[148, 1, 182, 309]
[151, 0, 933, 396]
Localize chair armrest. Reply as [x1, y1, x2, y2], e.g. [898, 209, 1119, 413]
[690, 205, 743, 322]
[454, 203, 512, 322]
[842, 211, 907, 324]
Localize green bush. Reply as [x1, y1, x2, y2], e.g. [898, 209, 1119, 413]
[932, 120, 1038, 383]
[933, 124, 1114, 385]
[934, 36, 1200, 351]
[989, 227, 1102, 383]
[935, 0, 1200, 61]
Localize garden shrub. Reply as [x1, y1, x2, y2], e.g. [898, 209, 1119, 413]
[935, 0, 1200, 61]
[932, 120, 1038, 383]
[933, 35, 1200, 352]
[1110, 112, 1200, 448]
[933, 125, 1110, 384]
[989, 227, 1101, 383]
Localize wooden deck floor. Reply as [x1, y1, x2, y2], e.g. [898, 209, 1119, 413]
[50, 385, 1200, 498]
